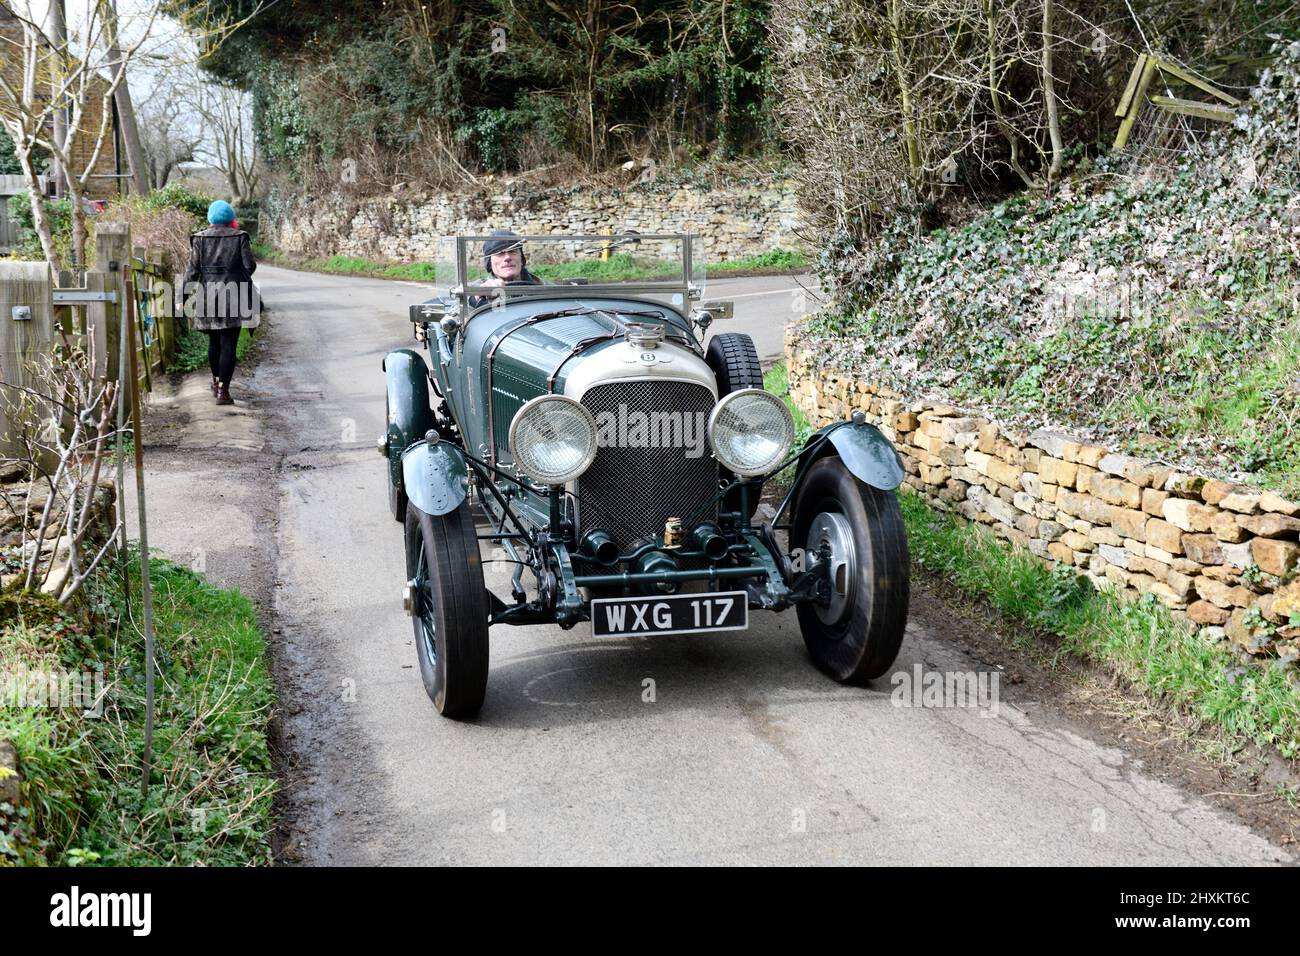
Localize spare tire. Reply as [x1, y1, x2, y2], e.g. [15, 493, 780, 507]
[705, 333, 765, 520]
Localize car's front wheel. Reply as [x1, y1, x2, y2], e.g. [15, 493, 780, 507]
[791, 456, 909, 683]
[404, 501, 489, 718]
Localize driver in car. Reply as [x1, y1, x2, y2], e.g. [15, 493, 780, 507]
[467, 229, 544, 309]
[482, 229, 544, 286]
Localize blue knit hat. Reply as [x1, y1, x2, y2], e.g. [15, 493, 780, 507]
[207, 200, 236, 225]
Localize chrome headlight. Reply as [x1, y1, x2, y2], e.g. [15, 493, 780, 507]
[708, 388, 795, 477]
[508, 395, 598, 485]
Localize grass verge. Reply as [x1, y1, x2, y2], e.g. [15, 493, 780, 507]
[0, 554, 276, 865]
[763, 361, 812, 437]
[899, 490, 1300, 761]
[252, 244, 808, 284]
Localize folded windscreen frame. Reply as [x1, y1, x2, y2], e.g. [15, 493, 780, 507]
[432, 234, 707, 319]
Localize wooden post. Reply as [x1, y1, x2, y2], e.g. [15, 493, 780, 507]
[1113, 54, 1157, 151]
[0, 260, 55, 459]
[83, 271, 109, 381]
[53, 269, 73, 338]
[123, 276, 157, 797]
[153, 253, 175, 366]
[93, 222, 131, 383]
[130, 245, 147, 381]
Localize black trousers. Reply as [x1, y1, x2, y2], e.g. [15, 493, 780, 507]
[206, 328, 240, 386]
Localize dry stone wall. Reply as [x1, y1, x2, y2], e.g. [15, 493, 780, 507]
[787, 335, 1300, 673]
[263, 180, 805, 263]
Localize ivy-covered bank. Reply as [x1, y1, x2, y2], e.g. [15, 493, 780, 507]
[801, 40, 1300, 497]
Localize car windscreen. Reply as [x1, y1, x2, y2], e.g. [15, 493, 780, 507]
[432, 234, 706, 314]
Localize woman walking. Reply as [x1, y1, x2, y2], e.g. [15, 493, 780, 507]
[182, 200, 257, 405]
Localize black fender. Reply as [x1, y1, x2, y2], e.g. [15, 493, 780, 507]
[401, 440, 469, 517]
[803, 420, 905, 491]
[383, 348, 436, 520]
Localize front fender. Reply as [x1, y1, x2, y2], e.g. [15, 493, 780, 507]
[401, 440, 469, 517]
[384, 348, 436, 519]
[805, 420, 905, 491]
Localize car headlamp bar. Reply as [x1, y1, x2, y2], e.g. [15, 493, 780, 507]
[457, 453, 535, 540]
[435, 440, 549, 495]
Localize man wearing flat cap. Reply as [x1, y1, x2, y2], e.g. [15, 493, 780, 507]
[481, 229, 543, 288]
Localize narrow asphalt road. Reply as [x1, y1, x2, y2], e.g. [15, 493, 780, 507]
[131, 264, 1293, 865]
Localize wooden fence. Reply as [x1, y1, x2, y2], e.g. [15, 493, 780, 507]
[1113, 53, 1241, 151]
[0, 221, 177, 457]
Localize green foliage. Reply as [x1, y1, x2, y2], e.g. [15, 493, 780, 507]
[0, 594, 93, 864]
[763, 360, 813, 446]
[144, 183, 214, 222]
[0, 130, 48, 177]
[5, 191, 73, 263]
[0, 553, 277, 866]
[252, 62, 311, 168]
[172, 0, 775, 180]
[899, 490, 1300, 759]
[455, 108, 515, 173]
[0, 127, 21, 175]
[170, 323, 256, 375]
[78, 557, 275, 865]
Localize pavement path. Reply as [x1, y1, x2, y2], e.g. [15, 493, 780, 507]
[129, 264, 1293, 865]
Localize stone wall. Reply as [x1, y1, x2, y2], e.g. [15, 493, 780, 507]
[787, 336, 1300, 673]
[263, 179, 805, 263]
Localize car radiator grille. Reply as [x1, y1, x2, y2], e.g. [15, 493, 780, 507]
[577, 380, 718, 551]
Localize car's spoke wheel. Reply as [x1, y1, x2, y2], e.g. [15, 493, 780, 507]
[404, 501, 489, 718]
[792, 456, 909, 683]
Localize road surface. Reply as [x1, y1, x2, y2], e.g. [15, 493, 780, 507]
[131, 264, 1293, 865]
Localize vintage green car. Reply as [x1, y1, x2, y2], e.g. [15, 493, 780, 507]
[381, 233, 909, 717]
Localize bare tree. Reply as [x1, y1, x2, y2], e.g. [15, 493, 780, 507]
[138, 76, 201, 189]
[770, 0, 1123, 249]
[99, 0, 149, 195]
[190, 80, 259, 206]
[0, 1, 163, 268]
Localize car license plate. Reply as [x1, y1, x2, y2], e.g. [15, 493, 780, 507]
[590, 590, 749, 637]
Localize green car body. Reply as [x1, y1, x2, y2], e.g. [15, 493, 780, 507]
[382, 234, 912, 717]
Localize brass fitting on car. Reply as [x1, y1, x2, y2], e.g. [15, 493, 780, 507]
[663, 517, 683, 547]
